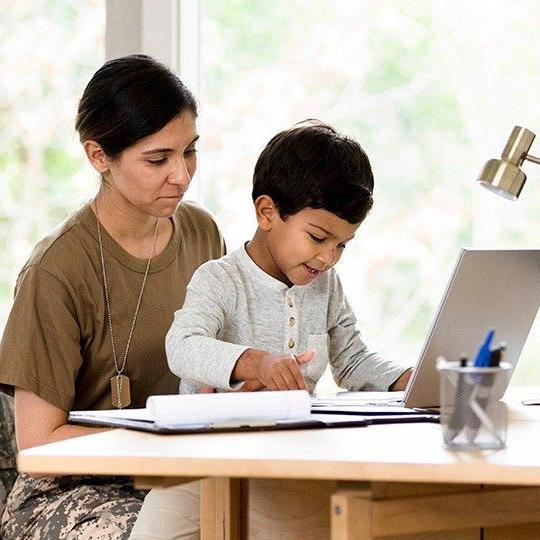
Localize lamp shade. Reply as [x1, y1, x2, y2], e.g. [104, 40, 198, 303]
[476, 126, 535, 201]
[477, 158, 527, 201]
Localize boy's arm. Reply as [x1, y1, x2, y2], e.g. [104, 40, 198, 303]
[166, 264, 313, 391]
[388, 367, 413, 390]
[166, 264, 250, 390]
[328, 275, 411, 391]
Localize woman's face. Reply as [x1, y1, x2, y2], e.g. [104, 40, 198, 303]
[104, 110, 198, 219]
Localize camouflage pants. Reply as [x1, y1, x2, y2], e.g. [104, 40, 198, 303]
[0, 473, 147, 539]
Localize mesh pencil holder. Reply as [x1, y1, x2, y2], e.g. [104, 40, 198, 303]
[437, 359, 512, 451]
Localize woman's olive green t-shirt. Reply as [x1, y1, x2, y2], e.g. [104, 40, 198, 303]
[0, 200, 225, 411]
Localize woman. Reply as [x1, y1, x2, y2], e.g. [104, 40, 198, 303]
[0, 54, 224, 539]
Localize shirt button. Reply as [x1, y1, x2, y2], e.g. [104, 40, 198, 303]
[288, 338, 295, 348]
[288, 297, 294, 308]
[289, 317, 296, 326]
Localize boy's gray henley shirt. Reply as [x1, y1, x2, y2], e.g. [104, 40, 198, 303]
[166, 245, 408, 393]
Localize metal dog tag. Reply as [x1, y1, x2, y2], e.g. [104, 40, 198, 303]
[111, 374, 131, 409]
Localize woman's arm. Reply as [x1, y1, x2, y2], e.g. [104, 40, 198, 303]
[15, 388, 105, 451]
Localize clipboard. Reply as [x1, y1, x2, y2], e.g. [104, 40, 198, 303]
[69, 412, 438, 434]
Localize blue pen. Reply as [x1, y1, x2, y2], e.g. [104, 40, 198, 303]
[473, 329, 495, 367]
[465, 332, 499, 444]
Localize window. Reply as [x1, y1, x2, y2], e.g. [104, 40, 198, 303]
[195, 0, 540, 388]
[0, 1, 105, 325]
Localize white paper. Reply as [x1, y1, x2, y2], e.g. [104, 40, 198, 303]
[147, 390, 310, 427]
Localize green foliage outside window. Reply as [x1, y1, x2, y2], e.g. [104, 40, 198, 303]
[0, 0, 103, 326]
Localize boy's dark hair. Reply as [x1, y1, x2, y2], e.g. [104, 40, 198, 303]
[252, 119, 374, 224]
[76, 54, 197, 159]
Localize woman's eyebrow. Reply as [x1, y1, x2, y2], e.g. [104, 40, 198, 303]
[141, 135, 200, 155]
[141, 148, 173, 155]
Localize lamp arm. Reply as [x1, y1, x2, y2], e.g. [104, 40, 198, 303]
[525, 154, 540, 166]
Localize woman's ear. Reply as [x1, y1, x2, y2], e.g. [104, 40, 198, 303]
[254, 195, 279, 231]
[82, 140, 111, 174]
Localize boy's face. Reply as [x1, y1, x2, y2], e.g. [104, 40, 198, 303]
[257, 200, 361, 286]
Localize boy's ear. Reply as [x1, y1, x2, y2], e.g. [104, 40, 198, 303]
[83, 140, 112, 174]
[254, 195, 279, 231]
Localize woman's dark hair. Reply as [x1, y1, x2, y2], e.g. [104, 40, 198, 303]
[75, 54, 197, 159]
[252, 120, 374, 224]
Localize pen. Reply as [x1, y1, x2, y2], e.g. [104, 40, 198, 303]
[473, 329, 495, 368]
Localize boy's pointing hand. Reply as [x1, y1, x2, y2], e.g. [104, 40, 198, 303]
[257, 350, 315, 391]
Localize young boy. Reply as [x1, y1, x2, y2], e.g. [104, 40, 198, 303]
[166, 119, 411, 395]
[130, 120, 411, 540]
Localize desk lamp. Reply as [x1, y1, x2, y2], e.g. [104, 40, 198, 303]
[477, 126, 540, 199]
[477, 126, 540, 405]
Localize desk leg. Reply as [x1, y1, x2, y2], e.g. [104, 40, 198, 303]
[200, 477, 242, 540]
[331, 488, 373, 540]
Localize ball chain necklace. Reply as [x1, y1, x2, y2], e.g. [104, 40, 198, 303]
[94, 199, 160, 408]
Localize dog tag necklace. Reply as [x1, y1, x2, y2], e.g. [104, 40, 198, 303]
[95, 200, 160, 408]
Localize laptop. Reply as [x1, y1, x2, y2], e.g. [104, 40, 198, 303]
[314, 248, 540, 410]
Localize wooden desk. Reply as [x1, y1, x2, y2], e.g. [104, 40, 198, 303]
[17, 391, 540, 539]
